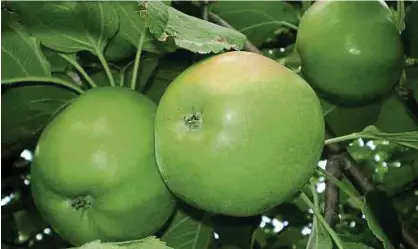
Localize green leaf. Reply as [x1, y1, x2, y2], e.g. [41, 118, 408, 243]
[211, 1, 299, 46]
[389, 1, 405, 33]
[140, 1, 169, 43]
[2, 9, 16, 27]
[42, 47, 75, 73]
[326, 125, 418, 149]
[104, 32, 136, 62]
[379, 154, 418, 196]
[1, 85, 78, 157]
[305, 183, 332, 249]
[55, 52, 98, 88]
[90, 70, 121, 87]
[69, 236, 172, 249]
[139, 1, 246, 54]
[341, 242, 375, 249]
[362, 190, 402, 249]
[144, 56, 191, 103]
[2, 22, 51, 79]
[11, 1, 118, 55]
[305, 219, 333, 249]
[114, 1, 175, 54]
[358, 126, 418, 150]
[161, 204, 214, 249]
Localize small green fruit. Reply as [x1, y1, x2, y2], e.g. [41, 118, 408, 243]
[155, 51, 324, 217]
[31, 87, 176, 246]
[296, 1, 404, 106]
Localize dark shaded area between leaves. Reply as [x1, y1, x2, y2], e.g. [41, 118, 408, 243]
[212, 215, 261, 249]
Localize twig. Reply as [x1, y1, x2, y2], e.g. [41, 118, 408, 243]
[323, 154, 343, 227]
[202, 0, 209, 21]
[208, 12, 262, 54]
[341, 152, 375, 192]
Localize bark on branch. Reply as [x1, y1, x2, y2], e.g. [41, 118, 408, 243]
[323, 154, 343, 227]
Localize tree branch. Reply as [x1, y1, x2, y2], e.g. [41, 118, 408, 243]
[202, 0, 209, 21]
[323, 154, 343, 227]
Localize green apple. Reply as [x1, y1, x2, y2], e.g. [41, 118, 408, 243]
[155, 51, 325, 217]
[31, 87, 176, 245]
[296, 1, 404, 106]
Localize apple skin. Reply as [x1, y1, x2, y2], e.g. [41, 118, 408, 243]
[155, 51, 325, 217]
[31, 87, 176, 246]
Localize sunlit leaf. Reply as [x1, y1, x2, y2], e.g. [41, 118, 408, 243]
[68, 236, 172, 249]
[11, 1, 119, 55]
[358, 126, 418, 150]
[139, 1, 246, 54]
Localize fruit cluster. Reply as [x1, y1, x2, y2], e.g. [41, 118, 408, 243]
[31, 51, 324, 246]
[29, 0, 408, 246]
